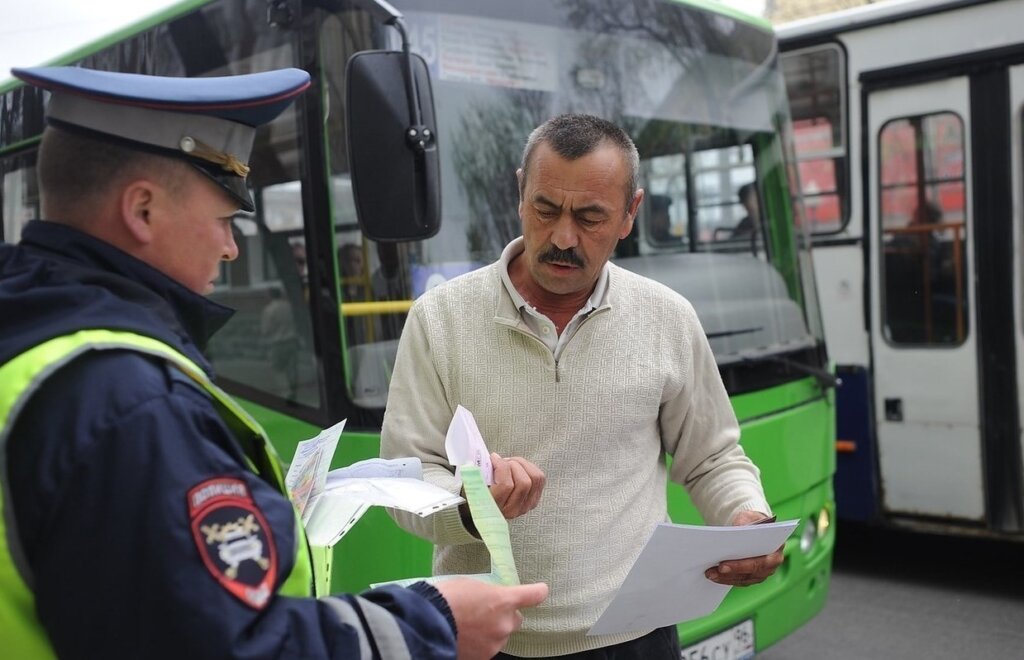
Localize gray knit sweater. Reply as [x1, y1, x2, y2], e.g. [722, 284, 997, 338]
[380, 257, 769, 657]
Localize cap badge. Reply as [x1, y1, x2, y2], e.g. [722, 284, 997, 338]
[179, 136, 251, 178]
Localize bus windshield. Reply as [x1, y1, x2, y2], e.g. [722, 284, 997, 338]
[318, 0, 823, 403]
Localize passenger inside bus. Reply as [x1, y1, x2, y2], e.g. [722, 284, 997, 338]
[370, 242, 409, 341]
[647, 193, 679, 243]
[291, 240, 308, 289]
[260, 287, 299, 398]
[339, 242, 368, 302]
[731, 182, 760, 239]
[340, 242, 374, 346]
[889, 200, 942, 253]
[884, 200, 964, 344]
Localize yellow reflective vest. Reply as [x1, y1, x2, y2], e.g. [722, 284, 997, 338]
[0, 329, 313, 659]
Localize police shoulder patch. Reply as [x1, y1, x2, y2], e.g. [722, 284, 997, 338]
[188, 477, 277, 610]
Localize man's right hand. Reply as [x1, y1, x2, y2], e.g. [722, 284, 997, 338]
[435, 579, 548, 660]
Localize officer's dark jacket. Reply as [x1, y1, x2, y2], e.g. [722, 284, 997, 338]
[0, 220, 456, 659]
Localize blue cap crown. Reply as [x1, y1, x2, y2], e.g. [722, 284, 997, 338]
[12, 66, 312, 212]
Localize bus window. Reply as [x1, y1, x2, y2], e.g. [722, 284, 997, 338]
[230, 178, 320, 408]
[320, 9, 415, 410]
[692, 144, 759, 247]
[64, 0, 327, 412]
[640, 141, 763, 254]
[781, 44, 846, 233]
[643, 154, 689, 247]
[879, 112, 967, 345]
[1, 153, 39, 243]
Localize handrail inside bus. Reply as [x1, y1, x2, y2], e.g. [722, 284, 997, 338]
[341, 300, 413, 316]
[882, 221, 965, 342]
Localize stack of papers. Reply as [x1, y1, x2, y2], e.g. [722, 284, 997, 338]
[587, 519, 799, 636]
[284, 419, 463, 547]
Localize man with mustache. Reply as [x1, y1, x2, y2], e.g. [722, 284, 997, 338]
[381, 114, 780, 659]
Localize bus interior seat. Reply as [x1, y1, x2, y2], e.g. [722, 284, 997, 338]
[347, 339, 400, 409]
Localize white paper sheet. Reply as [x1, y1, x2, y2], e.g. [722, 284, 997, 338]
[285, 420, 451, 547]
[304, 494, 369, 547]
[284, 419, 347, 520]
[445, 405, 493, 485]
[323, 477, 464, 517]
[302, 478, 463, 547]
[326, 457, 423, 484]
[587, 519, 799, 637]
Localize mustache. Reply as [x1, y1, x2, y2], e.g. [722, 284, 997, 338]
[538, 246, 584, 268]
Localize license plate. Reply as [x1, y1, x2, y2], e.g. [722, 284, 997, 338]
[679, 619, 755, 660]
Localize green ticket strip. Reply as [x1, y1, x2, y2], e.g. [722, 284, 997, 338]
[460, 466, 519, 585]
[371, 466, 519, 587]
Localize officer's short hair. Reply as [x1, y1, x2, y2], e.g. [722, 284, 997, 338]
[37, 126, 186, 215]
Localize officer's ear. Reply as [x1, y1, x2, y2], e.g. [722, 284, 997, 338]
[119, 179, 160, 245]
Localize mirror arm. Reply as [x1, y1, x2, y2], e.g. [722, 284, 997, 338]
[340, 0, 400, 24]
[342, 0, 433, 153]
[389, 18, 433, 154]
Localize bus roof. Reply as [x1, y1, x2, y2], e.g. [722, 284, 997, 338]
[0, 0, 206, 92]
[2, 0, 771, 94]
[776, 0, 997, 43]
[671, 0, 772, 31]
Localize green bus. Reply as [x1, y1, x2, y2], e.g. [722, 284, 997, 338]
[0, 0, 835, 656]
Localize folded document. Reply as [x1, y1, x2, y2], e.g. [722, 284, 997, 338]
[284, 420, 463, 548]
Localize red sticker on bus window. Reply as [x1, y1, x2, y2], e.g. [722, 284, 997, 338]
[187, 477, 277, 610]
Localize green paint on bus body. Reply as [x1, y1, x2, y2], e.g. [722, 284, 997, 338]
[668, 0, 774, 30]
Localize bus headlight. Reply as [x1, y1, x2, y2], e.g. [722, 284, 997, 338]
[799, 507, 831, 554]
[799, 518, 817, 553]
[816, 506, 831, 539]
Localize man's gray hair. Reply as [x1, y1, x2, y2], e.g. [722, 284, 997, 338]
[520, 114, 640, 207]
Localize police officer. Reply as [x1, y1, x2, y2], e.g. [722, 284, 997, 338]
[0, 66, 546, 659]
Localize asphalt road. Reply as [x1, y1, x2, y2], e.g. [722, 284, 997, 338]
[758, 521, 1024, 659]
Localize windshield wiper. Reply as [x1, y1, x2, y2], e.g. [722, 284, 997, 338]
[707, 326, 762, 339]
[741, 354, 840, 390]
[709, 327, 839, 389]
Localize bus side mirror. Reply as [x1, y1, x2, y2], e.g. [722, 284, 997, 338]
[346, 50, 441, 242]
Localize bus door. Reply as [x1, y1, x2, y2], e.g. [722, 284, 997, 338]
[866, 76, 984, 522]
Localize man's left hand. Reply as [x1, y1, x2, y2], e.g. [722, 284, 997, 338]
[489, 453, 545, 520]
[703, 510, 783, 586]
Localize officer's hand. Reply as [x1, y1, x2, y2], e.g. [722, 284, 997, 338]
[704, 511, 784, 586]
[489, 453, 545, 519]
[435, 579, 548, 660]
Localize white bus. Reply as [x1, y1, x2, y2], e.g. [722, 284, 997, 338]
[778, 0, 1024, 539]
